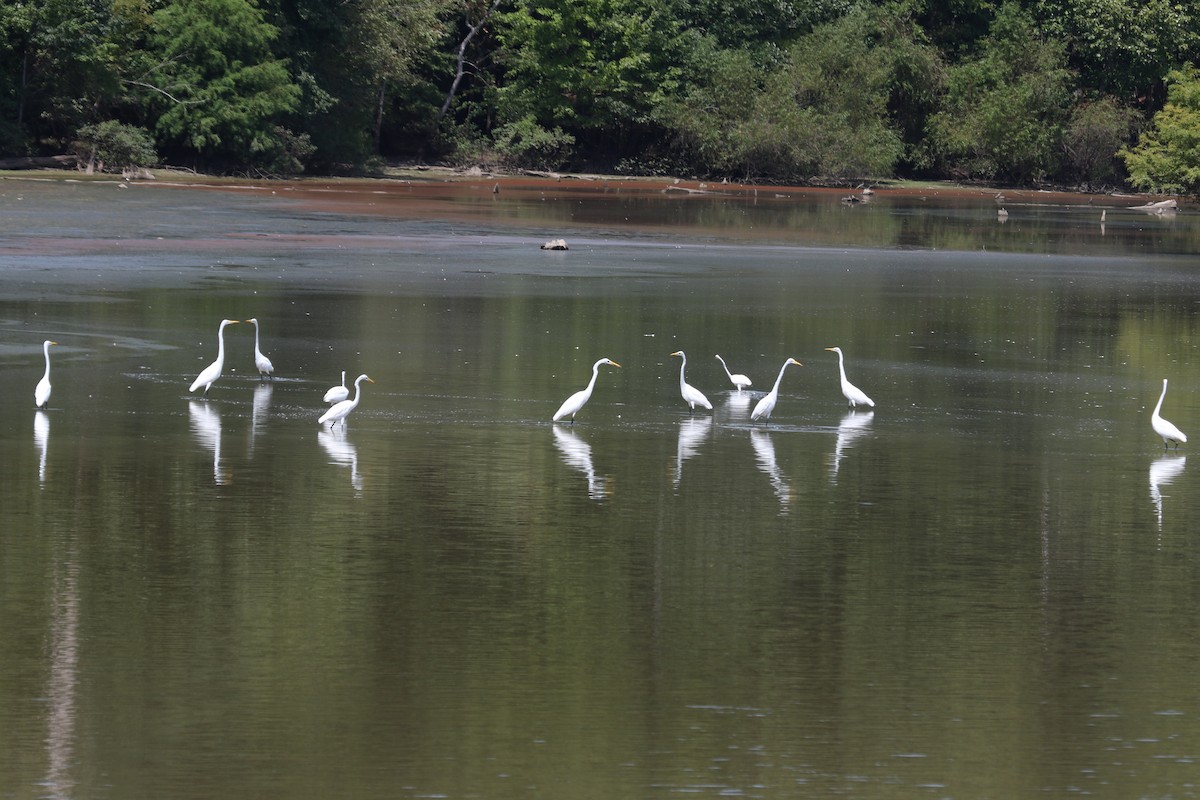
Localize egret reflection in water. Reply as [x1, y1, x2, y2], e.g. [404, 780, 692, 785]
[750, 429, 792, 513]
[249, 382, 273, 453]
[552, 424, 610, 500]
[34, 410, 50, 484]
[318, 428, 363, 491]
[830, 410, 874, 482]
[1149, 455, 1186, 530]
[722, 389, 753, 418]
[674, 416, 712, 489]
[188, 400, 229, 484]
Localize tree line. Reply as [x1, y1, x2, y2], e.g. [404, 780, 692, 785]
[3, 0, 1200, 192]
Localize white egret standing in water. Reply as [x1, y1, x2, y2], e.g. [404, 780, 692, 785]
[319, 374, 373, 428]
[670, 351, 712, 412]
[751, 358, 802, 422]
[189, 319, 239, 395]
[824, 347, 875, 408]
[324, 371, 350, 404]
[35, 340, 58, 408]
[245, 318, 274, 380]
[714, 354, 752, 391]
[1151, 378, 1187, 449]
[552, 358, 621, 422]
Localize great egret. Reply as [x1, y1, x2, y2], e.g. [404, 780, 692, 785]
[189, 319, 239, 395]
[824, 346, 875, 408]
[1152, 378, 1187, 449]
[324, 371, 350, 404]
[35, 340, 58, 408]
[245, 318, 274, 380]
[319, 373, 373, 428]
[751, 358, 802, 422]
[715, 354, 752, 391]
[670, 351, 712, 411]
[552, 358, 621, 422]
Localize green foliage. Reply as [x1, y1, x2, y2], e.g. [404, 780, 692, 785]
[661, 7, 931, 181]
[0, 0, 124, 144]
[495, 0, 683, 134]
[673, 0, 850, 49]
[923, 2, 1073, 183]
[1120, 66, 1200, 193]
[272, 0, 448, 167]
[148, 0, 300, 168]
[492, 114, 575, 170]
[71, 120, 157, 170]
[0, 0, 1171, 184]
[1062, 97, 1140, 188]
[1033, 0, 1199, 97]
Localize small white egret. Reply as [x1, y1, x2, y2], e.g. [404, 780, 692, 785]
[670, 351, 712, 412]
[751, 358, 802, 422]
[245, 318, 274, 380]
[189, 319, 240, 395]
[324, 371, 350, 404]
[825, 346, 875, 408]
[715, 354, 752, 391]
[552, 358, 621, 422]
[35, 340, 58, 408]
[319, 373, 374, 428]
[1152, 378, 1187, 449]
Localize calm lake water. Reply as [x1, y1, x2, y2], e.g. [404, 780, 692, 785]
[2, 176, 1199, 799]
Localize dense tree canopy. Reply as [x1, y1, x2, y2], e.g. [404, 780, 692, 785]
[2, 0, 1200, 190]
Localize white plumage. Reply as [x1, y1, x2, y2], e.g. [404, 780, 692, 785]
[319, 373, 373, 428]
[35, 340, 57, 408]
[671, 350, 712, 411]
[324, 371, 350, 404]
[715, 354, 752, 391]
[1152, 378, 1187, 449]
[825, 346, 875, 408]
[246, 318, 274, 380]
[752, 358, 802, 421]
[189, 319, 239, 395]
[553, 358, 620, 422]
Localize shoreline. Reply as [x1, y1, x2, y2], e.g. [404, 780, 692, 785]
[0, 166, 1178, 209]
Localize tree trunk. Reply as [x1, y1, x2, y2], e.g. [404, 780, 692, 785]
[434, 0, 501, 126]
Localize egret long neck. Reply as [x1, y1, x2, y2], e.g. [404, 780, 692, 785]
[1155, 380, 1168, 416]
[678, 355, 687, 389]
[43, 343, 52, 377]
[771, 361, 791, 393]
[216, 324, 228, 362]
[717, 356, 732, 380]
[836, 351, 848, 382]
[585, 362, 602, 394]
